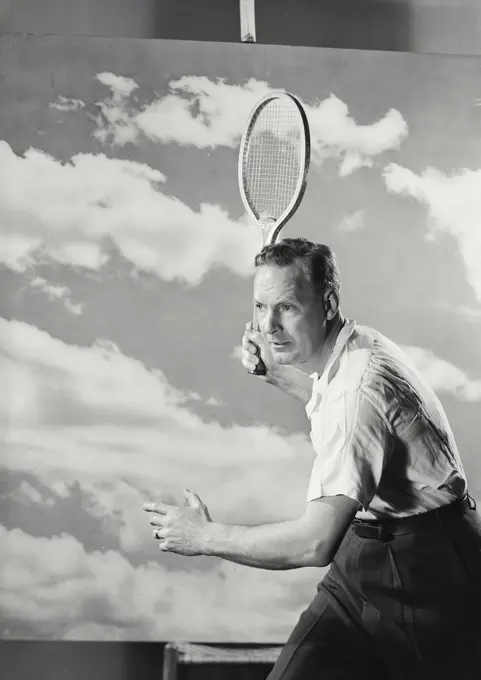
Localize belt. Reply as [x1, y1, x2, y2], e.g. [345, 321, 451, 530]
[352, 495, 473, 541]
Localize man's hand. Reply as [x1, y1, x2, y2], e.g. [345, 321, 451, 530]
[143, 489, 212, 556]
[241, 321, 313, 401]
[241, 321, 274, 377]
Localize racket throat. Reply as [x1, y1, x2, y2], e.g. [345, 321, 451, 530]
[258, 215, 277, 247]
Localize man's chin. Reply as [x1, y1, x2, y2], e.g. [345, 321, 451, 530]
[272, 351, 298, 365]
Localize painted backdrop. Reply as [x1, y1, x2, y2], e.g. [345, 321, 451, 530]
[0, 35, 480, 642]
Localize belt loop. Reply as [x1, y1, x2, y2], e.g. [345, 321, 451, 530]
[377, 523, 391, 542]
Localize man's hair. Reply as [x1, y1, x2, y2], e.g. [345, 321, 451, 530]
[254, 238, 341, 297]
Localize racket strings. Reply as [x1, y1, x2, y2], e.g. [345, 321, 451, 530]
[243, 99, 302, 227]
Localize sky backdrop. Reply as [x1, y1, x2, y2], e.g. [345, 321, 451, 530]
[0, 34, 480, 643]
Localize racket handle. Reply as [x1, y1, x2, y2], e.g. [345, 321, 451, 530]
[251, 307, 267, 376]
[252, 359, 267, 376]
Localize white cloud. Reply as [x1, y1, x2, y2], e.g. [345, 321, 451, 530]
[2, 75, 407, 284]
[16, 481, 55, 507]
[205, 396, 221, 406]
[50, 96, 86, 113]
[0, 524, 317, 641]
[135, 76, 270, 149]
[0, 234, 40, 272]
[93, 73, 139, 146]
[0, 141, 257, 284]
[0, 317, 319, 640]
[309, 96, 407, 176]
[384, 164, 481, 302]
[94, 74, 407, 176]
[0, 317, 314, 554]
[29, 276, 83, 315]
[459, 306, 481, 322]
[337, 210, 364, 233]
[97, 73, 138, 99]
[402, 345, 481, 402]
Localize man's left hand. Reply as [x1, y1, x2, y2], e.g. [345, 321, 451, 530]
[143, 489, 212, 556]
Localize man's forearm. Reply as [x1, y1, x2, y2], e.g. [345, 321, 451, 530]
[201, 518, 325, 570]
[265, 364, 313, 404]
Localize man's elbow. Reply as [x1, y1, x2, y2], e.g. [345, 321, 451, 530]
[303, 540, 334, 568]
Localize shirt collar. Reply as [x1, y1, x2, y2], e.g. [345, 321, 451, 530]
[309, 319, 356, 392]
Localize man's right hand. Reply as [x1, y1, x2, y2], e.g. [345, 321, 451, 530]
[241, 322, 312, 402]
[241, 321, 273, 377]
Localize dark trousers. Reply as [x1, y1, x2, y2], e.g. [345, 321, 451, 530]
[268, 500, 481, 680]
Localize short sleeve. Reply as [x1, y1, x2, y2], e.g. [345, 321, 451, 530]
[306, 389, 393, 511]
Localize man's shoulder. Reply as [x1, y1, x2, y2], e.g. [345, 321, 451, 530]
[337, 322, 410, 394]
[348, 322, 406, 362]
[344, 322, 435, 411]
[349, 321, 393, 346]
[326, 323, 375, 393]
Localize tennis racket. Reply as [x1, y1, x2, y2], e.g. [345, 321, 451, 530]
[238, 91, 311, 374]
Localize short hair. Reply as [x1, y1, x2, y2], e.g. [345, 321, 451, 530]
[254, 237, 341, 297]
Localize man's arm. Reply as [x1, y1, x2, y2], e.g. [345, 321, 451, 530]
[265, 363, 313, 403]
[201, 495, 360, 570]
[144, 490, 359, 569]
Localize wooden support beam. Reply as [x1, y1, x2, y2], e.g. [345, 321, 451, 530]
[240, 0, 256, 43]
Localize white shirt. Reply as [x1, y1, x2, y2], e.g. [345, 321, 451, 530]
[305, 320, 468, 519]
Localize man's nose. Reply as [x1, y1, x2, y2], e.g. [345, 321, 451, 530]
[262, 311, 280, 334]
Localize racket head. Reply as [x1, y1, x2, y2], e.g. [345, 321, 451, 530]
[238, 91, 311, 247]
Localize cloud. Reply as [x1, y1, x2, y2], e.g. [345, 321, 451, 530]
[384, 164, 481, 302]
[0, 524, 316, 641]
[0, 234, 40, 272]
[93, 73, 139, 146]
[16, 481, 55, 507]
[94, 74, 407, 176]
[205, 396, 221, 406]
[459, 306, 481, 322]
[134, 76, 270, 149]
[0, 317, 314, 554]
[0, 141, 257, 284]
[29, 276, 83, 315]
[309, 96, 407, 176]
[0, 317, 319, 640]
[402, 345, 481, 402]
[50, 96, 86, 113]
[337, 210, 364, 233]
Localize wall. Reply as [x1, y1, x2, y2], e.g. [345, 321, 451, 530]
[1, 0, 481, 55]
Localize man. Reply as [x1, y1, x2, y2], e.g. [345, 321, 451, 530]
[144, 238, 481, 679]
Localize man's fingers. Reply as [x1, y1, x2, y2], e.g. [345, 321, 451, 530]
[143, 502, 169, 515]
[184, 488, 202, 508]
[149, 516, 166, 527]
[245, 328, 260, 341]
[242, 335, 259, 355]
[241, 353, 259, 371]
[241, 321, 267, 376]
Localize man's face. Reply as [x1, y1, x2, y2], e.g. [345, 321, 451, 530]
[253, 262, 327, 366]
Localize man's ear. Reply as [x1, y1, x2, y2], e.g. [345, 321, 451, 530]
[323, 289, 339, 320]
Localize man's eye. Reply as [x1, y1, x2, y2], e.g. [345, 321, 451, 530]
[281, 303, 293, 311]
[255, 302, 264, 311]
